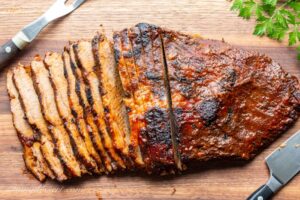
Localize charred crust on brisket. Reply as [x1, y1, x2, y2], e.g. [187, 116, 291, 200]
[144, 107, 172, 145]
[197, 98, 220, 125]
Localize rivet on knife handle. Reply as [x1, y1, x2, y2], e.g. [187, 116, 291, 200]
[0, 40, 21, 70]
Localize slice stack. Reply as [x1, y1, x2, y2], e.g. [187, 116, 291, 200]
[7, 23, 300, 182]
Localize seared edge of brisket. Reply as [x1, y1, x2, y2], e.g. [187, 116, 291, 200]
[132, 23, 177, 173]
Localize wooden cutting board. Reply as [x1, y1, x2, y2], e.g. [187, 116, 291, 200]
[0, 0, 299, 199]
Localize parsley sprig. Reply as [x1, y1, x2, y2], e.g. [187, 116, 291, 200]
[231, 0, 300, 59]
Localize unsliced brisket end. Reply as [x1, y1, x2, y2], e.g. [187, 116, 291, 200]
[45, 52, 101, 174]
[12, 65, 67, 181]
[69, 43, 115, 172]
[31, 56, 81, 177]
[7, 70, 54, 181]
[161, 29, 300, 163]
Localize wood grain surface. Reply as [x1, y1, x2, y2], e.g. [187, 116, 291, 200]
[0, 0, 299, 199]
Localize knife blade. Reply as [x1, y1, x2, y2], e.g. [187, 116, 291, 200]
[0, 0, 86, 70]
[247, 130, 300, 200]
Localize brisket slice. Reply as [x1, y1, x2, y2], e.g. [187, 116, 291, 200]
[31, 56, 81, 177]
[73, 40, 126, 170]
[13, 66, 67, 181]
[7, 70, 54, 181]
[114, 24, 177, 173]
[161, 29, 300, 162]
[113, 32, 144, 166]
[63, 50, 106, 173]
[69, 44, 114, 172]
[44, 52, 101, 174]
[92, 33, 133, 166]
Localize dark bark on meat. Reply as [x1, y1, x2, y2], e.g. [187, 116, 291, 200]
[161, 28, 300, 163]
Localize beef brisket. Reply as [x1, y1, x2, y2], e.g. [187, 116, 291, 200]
[13, 65, 67, 181]
[7, 70, 54, 181]
[31, 56, 82, 177]
[45, 52, 101, 174]
[161, 28, 300, 162]
[7, 24, 300, 181]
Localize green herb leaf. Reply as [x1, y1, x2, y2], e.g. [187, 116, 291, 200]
[231, 0, 300, 61]
[239, 1, 257, 19]
[289, 31, 298, 46]
[231, 0, 244, 11]
[288, 2, 300, 12]
[263, 0, 277, 7]
[254, 23, 267, 36]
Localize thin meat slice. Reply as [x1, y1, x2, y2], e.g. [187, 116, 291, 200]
[113, 32, 144, 166]
[31, 56, 81, 177]
[7, 70, 54, 181]
[44, 52, 101, 174]
[73, 40, 126, 169]
[13, 66, 67, 181]
[114, 24, 176, 173]
[63, 50, 106, 173]
[161, 28, 300, 162]
[92, 33, 131, 159]
[69, 44, 114, 172]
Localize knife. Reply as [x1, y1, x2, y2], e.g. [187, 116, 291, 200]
[0, 0, 86, 70]
[247, 130, 300, 200]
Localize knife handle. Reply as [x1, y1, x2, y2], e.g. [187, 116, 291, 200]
[0, 40, 20, 70]
[247, 184, 274, 200]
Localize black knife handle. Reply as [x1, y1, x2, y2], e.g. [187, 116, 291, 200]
[0, 40, 20, 70]
[247, 184, 274, 200]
